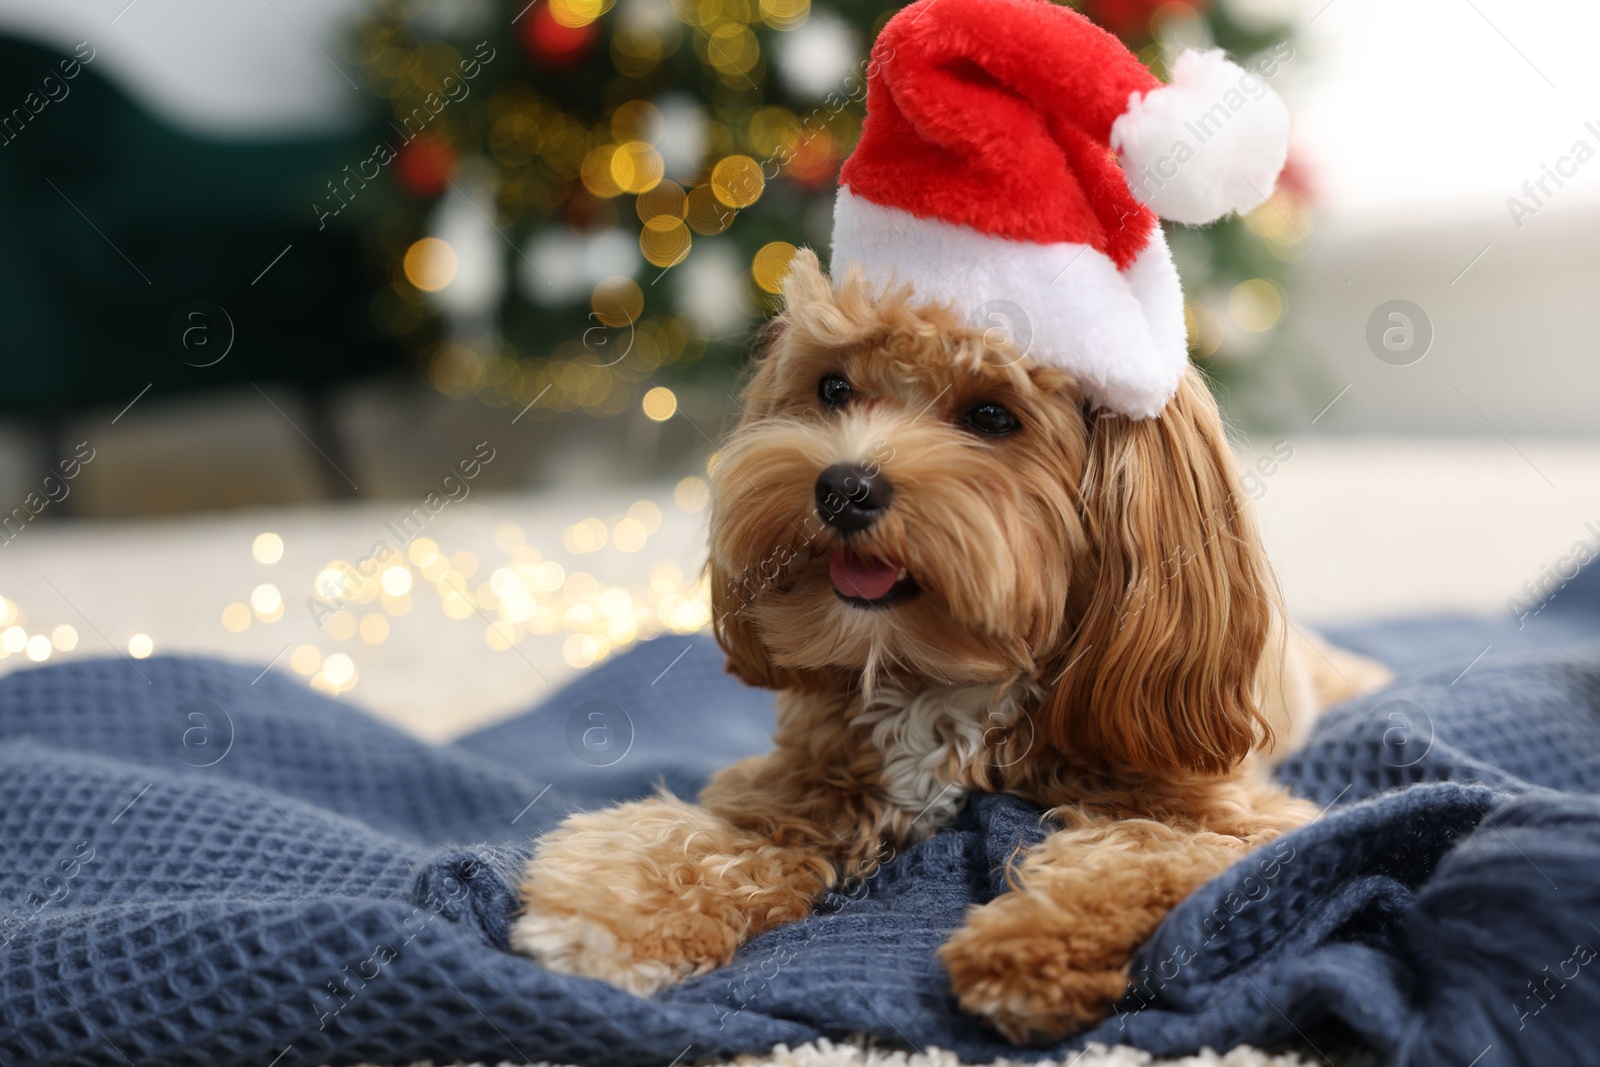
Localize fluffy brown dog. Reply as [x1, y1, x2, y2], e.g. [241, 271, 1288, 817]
[511, 250, 1386, 1042]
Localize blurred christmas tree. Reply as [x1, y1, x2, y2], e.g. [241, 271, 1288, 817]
[354, 0, 1308, 422]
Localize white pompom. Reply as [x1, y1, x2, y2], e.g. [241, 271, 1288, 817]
[1110, 49, 1290, 226]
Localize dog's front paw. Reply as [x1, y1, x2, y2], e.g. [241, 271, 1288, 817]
[939, 896, 1130, 1044]
[511, 797, 826, 995]
[512, 839, 742, 996]
[509, 907, 695, 996]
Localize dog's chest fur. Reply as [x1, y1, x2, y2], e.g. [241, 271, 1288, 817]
[852, 683, 1030, 836]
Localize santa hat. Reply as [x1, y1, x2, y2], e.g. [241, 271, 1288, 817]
[830, 0, 1290, 419]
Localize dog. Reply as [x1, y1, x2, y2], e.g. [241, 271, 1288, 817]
[511, 249, 1389, 1042]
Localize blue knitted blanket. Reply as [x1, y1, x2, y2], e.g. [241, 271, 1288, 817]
[4, 571, 1600, 1067]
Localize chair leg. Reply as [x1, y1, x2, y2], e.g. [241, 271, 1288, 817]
[295, 387, 359, 501]
[35, 414, 77, 519]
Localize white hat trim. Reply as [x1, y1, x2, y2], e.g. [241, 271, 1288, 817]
[829, 186, 1189, 419]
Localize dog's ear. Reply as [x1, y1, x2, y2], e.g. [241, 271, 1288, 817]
[1039, 369, 1275, 777]
[707, 255, 834, 694]
[709, 565, 826, 691]
[710, 567, 778, 688]
[776, 248, 833, 323]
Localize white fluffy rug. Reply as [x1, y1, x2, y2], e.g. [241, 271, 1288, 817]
[362, 1035, 1359, 1067]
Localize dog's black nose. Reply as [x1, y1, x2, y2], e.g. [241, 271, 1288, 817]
[814, 463, 893, 535]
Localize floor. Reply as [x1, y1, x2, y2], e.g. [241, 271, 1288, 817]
[2, 437, 1598, 742]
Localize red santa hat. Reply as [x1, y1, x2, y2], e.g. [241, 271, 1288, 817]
[831, 0, 1290, 419]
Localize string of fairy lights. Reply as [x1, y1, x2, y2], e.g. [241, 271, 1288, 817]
[0, 476, 714, 696]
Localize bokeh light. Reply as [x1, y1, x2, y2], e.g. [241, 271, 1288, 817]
[752, 241, 798, 293]
[252, 532, 284, 565]
[642, 386, 678, 421]
[612, 517, 648, 552]
[359, 614, 390, 644]
[381, 565, 413, 596]
[403, 237, 459, 292]
[290, 644, 323, 675]
[251, 583, 283, 619]
[674, 476, 710, 512]
[222, 603, 251, 632]
[710, 155, 764, 209]
[1229, 278, 1286, 333]
[323, 653, 356, 687]
[610, 140, 665, 194]
[591, 276, 644, 328]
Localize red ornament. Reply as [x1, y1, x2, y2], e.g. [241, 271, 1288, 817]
[1272, 151, 1316, 204]
[786, 133, 839, 189]
[395, 136, 457, 198]
[519, 3, 598, 70]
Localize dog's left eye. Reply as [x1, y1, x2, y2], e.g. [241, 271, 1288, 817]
[818, 374, 853, 409]
[963, 403, 1019, 436]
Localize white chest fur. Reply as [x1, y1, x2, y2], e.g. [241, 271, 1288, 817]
[852, 683, 1030, 837]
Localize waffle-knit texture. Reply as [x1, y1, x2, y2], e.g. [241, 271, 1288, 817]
[3, 572, 1599, 1066]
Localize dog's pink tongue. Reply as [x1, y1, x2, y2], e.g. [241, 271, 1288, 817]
[830, 552, 900, 600]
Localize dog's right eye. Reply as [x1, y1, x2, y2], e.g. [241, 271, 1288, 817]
[818, 374, 853, 409]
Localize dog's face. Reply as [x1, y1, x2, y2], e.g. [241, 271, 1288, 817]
[709, 253, 1087, 688]
[709, 250, 1275, 777]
